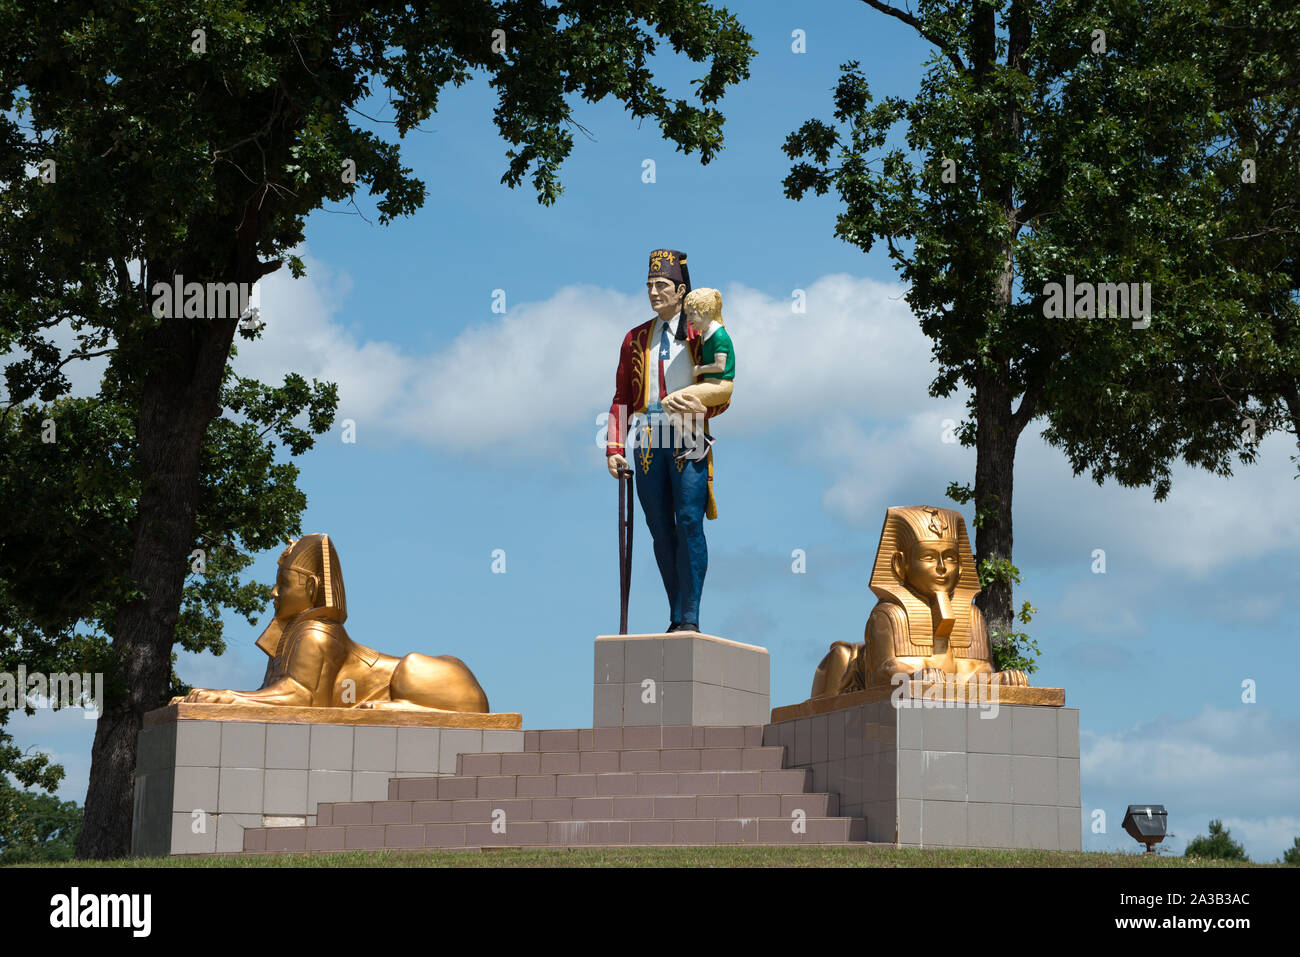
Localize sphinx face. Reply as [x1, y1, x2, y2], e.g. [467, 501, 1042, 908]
[899, 540, 960, 598]
[271, 563, 317, 621]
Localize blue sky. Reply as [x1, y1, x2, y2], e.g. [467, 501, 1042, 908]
[8, 2, 1298, 860]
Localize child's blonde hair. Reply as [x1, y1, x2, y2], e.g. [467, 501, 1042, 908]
[684, 287, 723, 326]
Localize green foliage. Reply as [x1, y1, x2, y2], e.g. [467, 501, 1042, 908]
[1184, 819, 1248, 861]
[0, 777, 82, 864]
[1281, 837, 1300, 867]
[976, 559, 1039, 674]
[0, 2, 758, 840]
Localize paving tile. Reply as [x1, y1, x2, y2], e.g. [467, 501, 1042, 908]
[663, 637, 695, 681]
[623, 726, 662, 749]
[395, 728, 441, 773]
[967, 706, 1012, 753]
[172, 766, 218, 814]
[968, 801, 1013, 848]
[265, 724, 310, 770]
[920, 709, 966, 752]
[1058, 806, 1083, 851]
[439, 729, 484, 771]
[620, 750, 660, 772]
[424, 823, 467, 846]
[660, 749, 701, 771]
[1058, 758, 1081, 807]
[263, 769, 308, 816]
[501, 752, 542, 774]
[484, 730, 524, 753]
[305, 826, 345, 851]
[594, 773, 638, 796]
[350, 772, 392, 802]
[412, 801, 452, 824]
[517, 775, 558, 798]
[595, 639, 624, 684]
[264, 825, 306, 853]
[1057, 709, 1080, 758]
[373, 802, 413, 825]
[674, 819, 715, 844]
[310, 725, 354, 771]
[968, 753, 1013, 804]
[700, 748, 742, 771]
[1011, 755, 1058, 806]
[557, 774, 596, 797]
[921, 799, 968, 846]
[308, 770, 351, 812]
[353, 726, 397, 772]
[1010, 706, 1058, 757]
[578, 751, 619, 772]
[1013, 804, 1059, 850]
[218, 768, 263, 814]
[920, 750, 967, 802]
[738, 793, 780, 817]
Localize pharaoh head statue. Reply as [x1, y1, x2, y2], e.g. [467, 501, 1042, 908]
[273, 533, 347, 623]
[869, 506, 981, 648]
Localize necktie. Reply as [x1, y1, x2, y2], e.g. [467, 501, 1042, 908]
[658, 320, 670, 399]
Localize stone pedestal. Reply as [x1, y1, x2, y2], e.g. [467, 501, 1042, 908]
[594, 632, 769, 727]
[131, 704, 523, 856]
[764, 689, 1081, 850]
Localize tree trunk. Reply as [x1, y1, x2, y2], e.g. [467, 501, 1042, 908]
[972, 368, 1017, 641]
[75, 293, 238, 859]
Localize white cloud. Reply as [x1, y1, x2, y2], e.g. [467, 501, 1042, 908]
[243, 265, 934, 452]
[243, 255, 1300, 578]
[1080, 705, 1300, 860]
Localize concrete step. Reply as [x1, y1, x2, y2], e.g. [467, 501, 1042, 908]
[247, 815, 868, 852]
[522, 726, 765, 752]
[318, 791, 840, 826]
[387, 768, 814, 801]
[456, 745, 787, 776]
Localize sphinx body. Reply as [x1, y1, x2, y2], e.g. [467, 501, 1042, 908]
[181, 534, 489, 713]
[811, 506, 1027, 697]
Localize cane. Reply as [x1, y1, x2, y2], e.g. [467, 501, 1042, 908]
[617, 466, 634, 635]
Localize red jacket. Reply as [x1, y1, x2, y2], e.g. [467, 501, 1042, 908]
[605, 314, 730, 457]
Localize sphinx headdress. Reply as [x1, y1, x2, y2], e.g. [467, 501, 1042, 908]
[255, 533, 348, 657]
[867, 506, 981, 651]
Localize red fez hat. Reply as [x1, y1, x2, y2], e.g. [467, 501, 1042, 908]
[648, 248, 690, 291]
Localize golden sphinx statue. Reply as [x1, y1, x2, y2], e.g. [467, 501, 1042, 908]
[180, 534, 490, 713]
[811, 505, 1028, 696]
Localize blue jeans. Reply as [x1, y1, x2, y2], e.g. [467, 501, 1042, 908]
[632, 408, 709, 627]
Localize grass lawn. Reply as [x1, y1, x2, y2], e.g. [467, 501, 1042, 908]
[14, 846, 1269, 868]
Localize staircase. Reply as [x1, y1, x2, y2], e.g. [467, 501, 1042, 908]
[240, 725, 868, 852]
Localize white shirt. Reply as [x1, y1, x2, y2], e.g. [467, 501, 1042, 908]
[645, 313, 695, 408]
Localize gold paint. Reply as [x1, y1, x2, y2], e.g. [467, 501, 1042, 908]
[771, 682, 1065, 723]
[810, 506, 1036, 697]
[150, 701, 521, 729]
[180, 534, 494, 714]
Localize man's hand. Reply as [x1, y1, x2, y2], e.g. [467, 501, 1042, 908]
[661, 391, 707, 415]
[607, 453, 629, 478]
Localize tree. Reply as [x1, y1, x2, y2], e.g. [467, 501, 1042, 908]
[782, 0, 1242, 646]
[1281, 837, 1300, 867]
[0, 1, 756, 858]
[0, 778, 82, 864]
[1184, 819, 1248, 861]
[0, 374, 336, 807]
[1037, 1, 1300, 496]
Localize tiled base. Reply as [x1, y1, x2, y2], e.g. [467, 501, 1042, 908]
[594, 633, 769, 726]
[131, 710, 523, 856]
[237, 724, 867, 853]
[763, 699, 1082, 850]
